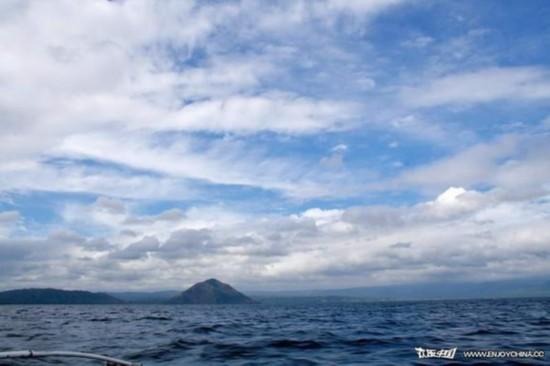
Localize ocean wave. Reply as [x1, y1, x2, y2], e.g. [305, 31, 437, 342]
[1, 298, 549, 365]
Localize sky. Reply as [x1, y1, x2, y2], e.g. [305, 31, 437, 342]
[0, 0, 549, 291]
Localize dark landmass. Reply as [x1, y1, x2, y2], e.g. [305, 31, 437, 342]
[0, 288, 124, 304]
[167, 278, 255, 304]
[2, 277, 548, 305]
[107, 290, 179, 304]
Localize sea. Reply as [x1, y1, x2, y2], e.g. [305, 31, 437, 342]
[1, 297, 549, 365]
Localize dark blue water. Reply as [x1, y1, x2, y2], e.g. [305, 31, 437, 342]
[1, 298, 549, 365]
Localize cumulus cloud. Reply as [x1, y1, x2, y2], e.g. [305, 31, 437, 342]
[263, 187, 550, 287]
[2, 185, 550, 290]
[110, 236, 160, 260]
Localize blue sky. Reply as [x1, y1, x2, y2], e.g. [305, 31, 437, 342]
[0, 0, 549, 290]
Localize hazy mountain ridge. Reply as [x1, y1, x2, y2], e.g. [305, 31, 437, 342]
[249, 277, 550, 302]
[1, 277, 548, 305]
[0, 279, 256, 305]
[0, 288, 123, 304]
[107, 290, 179, 304]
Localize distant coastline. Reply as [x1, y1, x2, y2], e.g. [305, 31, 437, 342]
[0, 288, 123, 305]
[1, 277, 549, 305]
[0, 279, 255, 305]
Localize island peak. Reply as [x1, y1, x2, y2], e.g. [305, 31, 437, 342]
[167, 279, 254, 304]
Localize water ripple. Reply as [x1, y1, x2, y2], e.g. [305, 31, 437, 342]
[0, 298, 548, 365]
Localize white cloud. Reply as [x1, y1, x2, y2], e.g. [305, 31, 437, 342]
[323, 0, 405, 15]
[62, 197, 128, 230]
[435, 186, 467, 205]
[0, 0, 375, 201]
[402, 35, 434, 48]
[0, 211, 20, 238]
[401, 67, 550, 107]
[320, 144, 349, 169]
[393, 133, 550, 199]
[54, 131, 357, 199]
[266, 187, 550, 285]
[387, 114, 450, 144]
[0, 160, 190, 200]
[3, 185, 550, 290]
[331, 144, 348, 153]
[160, 94, 360, 134]
[241, 0, 405, 33]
